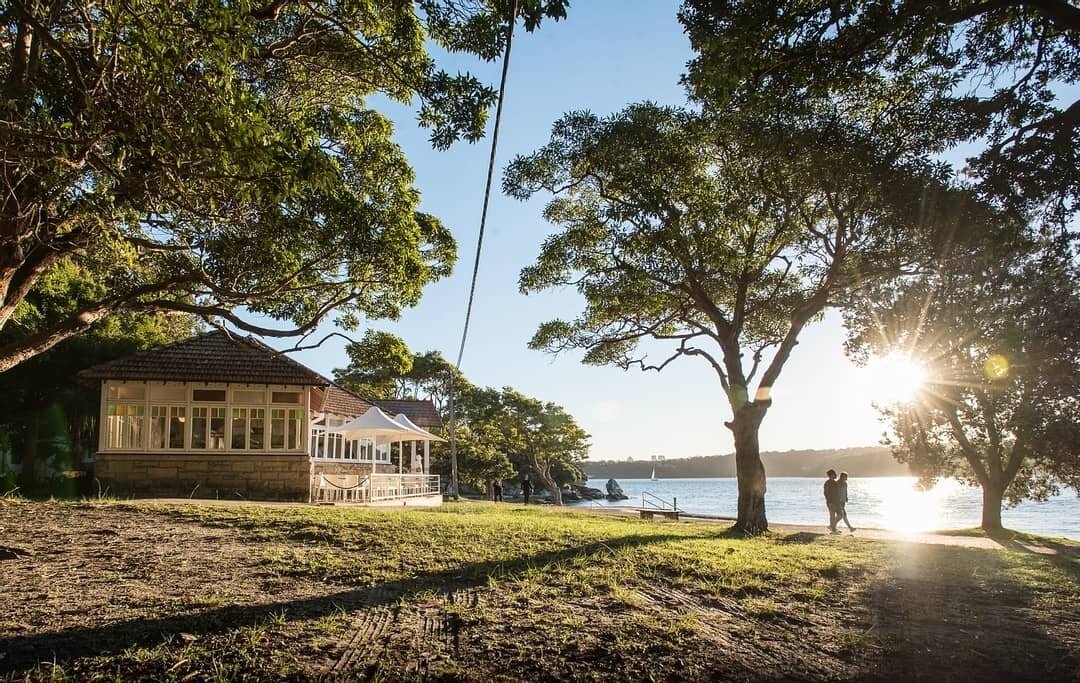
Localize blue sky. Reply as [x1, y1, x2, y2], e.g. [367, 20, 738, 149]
[285, 0, 894, 460]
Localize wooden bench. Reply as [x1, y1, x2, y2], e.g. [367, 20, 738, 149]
[638, 509, 680, 521]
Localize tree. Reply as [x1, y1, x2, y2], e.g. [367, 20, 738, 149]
[680, 0, 1080, 225]
[844, 236, 1080, 530]
[0, 255, 200, 489]
[495, 388, 589, 505]
[504, 103, 987, 532]
[334, 330, 415, 399]
[0, 0, 568, 372]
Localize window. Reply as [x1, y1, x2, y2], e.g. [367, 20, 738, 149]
[168, 407, 186, 449]
[192, 407, 228, 449]
[271, 391, 302, 404]
[270, 409, 286, 449]
[249, 408, 265, 449]
[108, 385, 146, 401]
[151, 406, 168, 449]
[287, 409, 302, 449]
[233, 389, 265, 404]
[192, 407, 208, 449]
[209, 407, 226, 449]
[105, 404, 144, 449]
[192, 389, 226, 402]
[231, 408, 247, 449]
[151, 385, 186, 402]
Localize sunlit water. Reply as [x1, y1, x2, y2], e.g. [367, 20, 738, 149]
[580, 477, 1080, 540]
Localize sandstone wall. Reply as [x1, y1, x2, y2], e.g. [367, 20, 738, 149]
[95, 453, 311, 501]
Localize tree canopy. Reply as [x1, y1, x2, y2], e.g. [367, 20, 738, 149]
[0, 0, 568, 372]
[504, 102, 992, 531]
[680, 0, 1080, 224]
[845, 234, 1080, 529]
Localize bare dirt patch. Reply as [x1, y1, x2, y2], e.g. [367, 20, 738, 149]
[0, 500, 1076, 681]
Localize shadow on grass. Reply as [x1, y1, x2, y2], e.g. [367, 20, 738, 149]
[854, 542, 1080, 682]
[0, 531, 706, 674]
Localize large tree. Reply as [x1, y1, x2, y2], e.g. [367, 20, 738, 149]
[845, 236, 1080, 530]
[504, 103, 987, 532]
[0, 0, 568, 372]
[680, 0, 1080, 224]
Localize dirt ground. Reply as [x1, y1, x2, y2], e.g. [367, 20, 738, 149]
[1, 500, 1077, 682]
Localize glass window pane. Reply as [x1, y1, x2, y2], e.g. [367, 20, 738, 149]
[191, 407, 207, 449]
[210, 408, 226, 449]
[192, 389, 226, 402]
[169, 406, 186, 449]
[249, 408, 264, 449]
[151, 406, 167, 449]
[271, 391, 302, 404]
[231, 408, 247, 449]
[270, 409, 285, 449]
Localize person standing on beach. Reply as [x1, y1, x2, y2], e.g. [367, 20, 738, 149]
[492, 480, 503, 503]
[824, 470, 840, 533]
[521, 475, 534, 505]
[835, 472, 855, 532]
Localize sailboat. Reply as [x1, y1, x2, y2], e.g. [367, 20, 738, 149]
[650, 467, 657, 481]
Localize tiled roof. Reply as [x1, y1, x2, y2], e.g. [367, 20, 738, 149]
[78, 331, 330, 386]
[370, 399, 443, 429]
[312, 385, 443, 429]
[310, 384, 376, 417]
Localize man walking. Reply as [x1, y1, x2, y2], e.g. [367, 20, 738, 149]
[492, 479, 503, 503]
[823, 470, 840, 533]
[521, 475, 534, 505]
[835, 472, 856, 532]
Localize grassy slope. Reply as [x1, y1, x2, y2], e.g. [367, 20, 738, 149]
[1, 500, 1078, 681]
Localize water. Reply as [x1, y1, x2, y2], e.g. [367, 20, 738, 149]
[581, 477, 1080, 540]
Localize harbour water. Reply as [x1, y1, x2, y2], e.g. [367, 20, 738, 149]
[581, 476, 1080, 540]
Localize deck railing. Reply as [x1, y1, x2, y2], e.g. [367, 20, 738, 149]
[311, 473, 440, 504]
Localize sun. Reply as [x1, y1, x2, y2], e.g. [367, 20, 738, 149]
[862, 352, 928, 404]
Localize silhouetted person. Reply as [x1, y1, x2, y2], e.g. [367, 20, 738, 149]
[521, 475, 534, 504]
[824, 469, 840, 533]
[492, 480, 503, 503]
[836, 472, 855, 532]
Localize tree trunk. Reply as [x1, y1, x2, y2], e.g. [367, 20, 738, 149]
[980, 483, 1004, 531]
[729, 405, 768, 534]
[530, 454, 562, 505]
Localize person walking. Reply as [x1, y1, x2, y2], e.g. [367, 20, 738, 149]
[835, 472, 855, 532]
[492, 479, 503, 503]
[823, 470, 840, 533]
[521, 475, 534, 505]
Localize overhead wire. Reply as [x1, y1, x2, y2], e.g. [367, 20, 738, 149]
[446, 0, 520, 498]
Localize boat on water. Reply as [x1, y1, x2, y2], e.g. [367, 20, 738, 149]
[650, 467, 657, 481]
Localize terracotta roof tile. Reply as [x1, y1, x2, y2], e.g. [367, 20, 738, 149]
[312, 385, 442, 428]
[78, 331, 330, 386]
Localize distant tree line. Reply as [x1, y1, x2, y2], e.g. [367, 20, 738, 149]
[583, 448, 909, 481]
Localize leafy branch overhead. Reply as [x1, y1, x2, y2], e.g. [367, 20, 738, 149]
[0, 0, 568, 372]
[680, 0, 1080, 224]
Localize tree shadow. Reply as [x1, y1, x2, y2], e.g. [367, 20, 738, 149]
[0, 530, 707, 674]
[985, 529, 1080, 561]
[846, 543, 1080, 682]
[776, 531, 826, 545]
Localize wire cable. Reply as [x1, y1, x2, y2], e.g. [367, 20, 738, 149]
[446, 1, 519, 498]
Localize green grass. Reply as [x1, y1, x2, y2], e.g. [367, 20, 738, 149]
[4, 500, 1078, 681]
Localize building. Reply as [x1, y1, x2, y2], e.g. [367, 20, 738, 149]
[78, 331, 442, 504]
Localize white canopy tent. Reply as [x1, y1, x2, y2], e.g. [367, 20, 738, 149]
[329, 406, 440, 474]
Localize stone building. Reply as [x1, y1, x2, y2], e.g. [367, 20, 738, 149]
[79, 331, 442, 504]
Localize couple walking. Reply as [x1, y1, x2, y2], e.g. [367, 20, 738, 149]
[823, 469, 855, 534]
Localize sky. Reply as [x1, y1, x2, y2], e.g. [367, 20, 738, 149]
[282, 0, 897, 461]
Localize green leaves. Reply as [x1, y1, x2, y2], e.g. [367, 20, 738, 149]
[0, 0, 571, 369]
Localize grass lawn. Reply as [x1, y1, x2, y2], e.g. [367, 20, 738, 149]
[1, 498, 1077, 681]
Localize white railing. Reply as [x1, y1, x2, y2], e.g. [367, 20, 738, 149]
[369, 474, 441, 502]
[311, 473, 440, 504]
[312, 473, 369, 504]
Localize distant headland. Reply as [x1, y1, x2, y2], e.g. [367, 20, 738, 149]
[582, 447, 911, 479]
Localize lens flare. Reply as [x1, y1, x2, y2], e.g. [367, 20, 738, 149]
[984, 354, 1009, 380]
[863, 352, 927, 404]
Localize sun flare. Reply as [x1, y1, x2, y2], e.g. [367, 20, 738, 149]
[862, 352, 927, 404]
